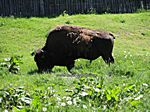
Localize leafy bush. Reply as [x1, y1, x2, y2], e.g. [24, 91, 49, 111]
[0, 55, 23, 74]
[29, 77, 149, 111]
[61, 10, 68, 17]
[0, 86, 32, 111]
[0, 77, 148, 111]
[107, 51, 137, 77]
[64, 77, 149, 111]
[88, 8, 96, 14]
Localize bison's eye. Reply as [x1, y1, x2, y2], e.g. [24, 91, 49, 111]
[41, 55, 45, 59]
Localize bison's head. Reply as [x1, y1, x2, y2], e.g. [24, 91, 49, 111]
[33, 49, 49, 72]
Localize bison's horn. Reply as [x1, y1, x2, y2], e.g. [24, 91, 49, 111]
[41, 49, 44, 53]
[109, 33, 115, 39]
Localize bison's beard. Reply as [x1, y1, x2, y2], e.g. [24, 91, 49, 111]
[36, 61, 53, 72]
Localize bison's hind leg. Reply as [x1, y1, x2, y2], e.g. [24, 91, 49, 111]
[90, 60, 92, 64]
[85, 60, 93, 67]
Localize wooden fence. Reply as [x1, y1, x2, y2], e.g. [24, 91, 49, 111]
[0, 0, 150, 17]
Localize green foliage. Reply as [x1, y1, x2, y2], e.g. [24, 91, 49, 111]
[65, 77, 148, 111]
[88, 8, 97, 14]
[60, 10, 69, 17]
[108, 51, 136, 77]
[0, 86, 32, 111]
[0, 55, 23, 74]
[0, 77, 148, 111]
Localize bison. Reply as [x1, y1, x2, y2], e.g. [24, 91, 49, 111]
[33, 25, 115, 72]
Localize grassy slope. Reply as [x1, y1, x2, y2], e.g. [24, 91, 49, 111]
[0, 12, 150, 111]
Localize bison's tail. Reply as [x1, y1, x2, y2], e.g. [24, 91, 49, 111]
[109, 33, 115, 39]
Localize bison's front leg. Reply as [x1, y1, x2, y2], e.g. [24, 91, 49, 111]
[102, 54, 114, 66]
[66, 60, 75, 73]
[38, 65, 54, 73]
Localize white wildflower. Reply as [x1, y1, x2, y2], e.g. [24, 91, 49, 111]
[0, 98, 2, 103]
[73, 98, 77, 105]
[61, 102, 66, 106]
[142, 83, 148, 87]
[53, 94, 58, 97]
[103, 105, 107, 110]
[83, 104, 87, 109]
[135, 95, 143, 100]
[131, 61, 134, 64]
[0, 62, 6, 66]
[62, 96, 66, 99]
[94, 88, 100, 92]
[124, 96, 132, 101]
[80, 92, 88, 96]
[47, 87, 52, 90]
[56, 97, 61, 101]
[67, 101, 72, 105]
[65, 89, 73, 92]
[73, 97, 80, 105]
[42, 107, 47, 112]
[4, 110, 8, 112]
[84, 85, 90, 89]
[4, 58, 11, 61]
[66, 96, 71, 101]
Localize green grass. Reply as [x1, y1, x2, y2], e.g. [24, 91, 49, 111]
[0, 12, 150, 111]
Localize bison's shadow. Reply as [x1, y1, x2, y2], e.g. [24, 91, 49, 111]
[28, 69, 39, 75]
[28, 69, 54, 75]
[28, 69, 97, 78]
[57, 73, 97, 78]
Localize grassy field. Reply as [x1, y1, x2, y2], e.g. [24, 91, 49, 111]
[0, 12, 150, 111]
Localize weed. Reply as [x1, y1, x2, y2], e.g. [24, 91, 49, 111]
[61, 10, 69, 17]
[88, 8, 97, 14]
[0, 55, 23, 74]
[65, 20, 71, 24]
[64, 77, 148, 111]
[120, 20, 125, 23]
[0, 86, 32, 111]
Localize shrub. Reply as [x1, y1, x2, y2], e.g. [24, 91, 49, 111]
[65, 77, 148, 111]
[0, 86, 32, 111]
[0, 55, 23, 74]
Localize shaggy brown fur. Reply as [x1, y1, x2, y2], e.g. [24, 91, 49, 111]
[34, 25, 115, 72]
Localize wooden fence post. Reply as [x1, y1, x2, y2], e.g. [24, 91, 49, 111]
[40, 0, 44, 16]
[140, 0, 144, 9]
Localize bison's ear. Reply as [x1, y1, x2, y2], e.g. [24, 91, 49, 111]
[31, 50, 36, 56]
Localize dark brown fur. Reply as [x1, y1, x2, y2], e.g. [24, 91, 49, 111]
[34, 25, 115, 72]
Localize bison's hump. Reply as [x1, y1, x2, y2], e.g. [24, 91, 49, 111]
[49, 25, 114, 42]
